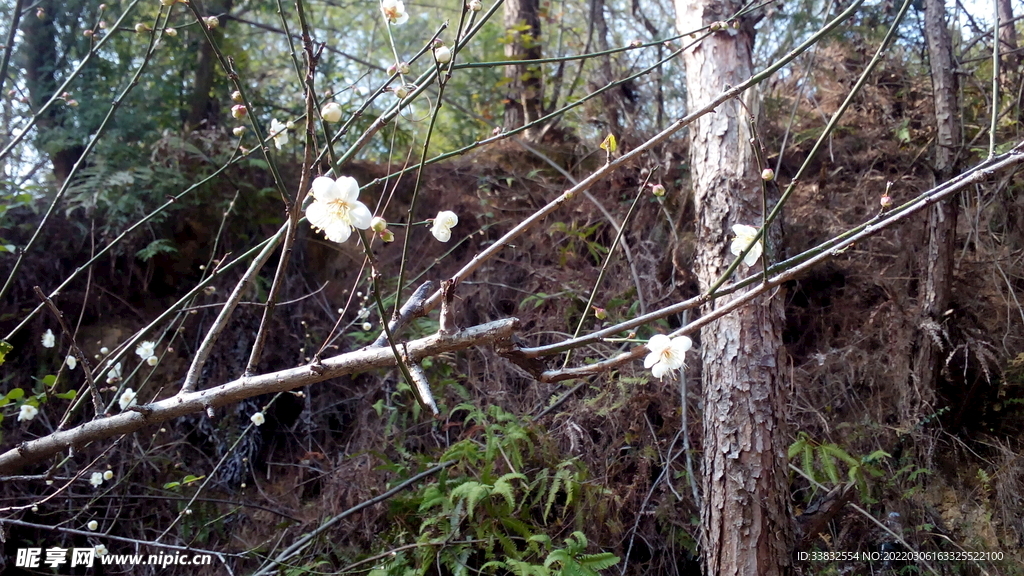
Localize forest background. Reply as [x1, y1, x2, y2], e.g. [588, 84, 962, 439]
[1, 0, 1024, 574]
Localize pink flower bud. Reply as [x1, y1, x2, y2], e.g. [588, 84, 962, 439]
[231, 104, 247, 118]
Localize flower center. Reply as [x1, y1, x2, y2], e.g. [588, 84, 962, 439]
[325, 198, 354, 225]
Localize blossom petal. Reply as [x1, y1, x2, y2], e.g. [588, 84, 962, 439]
[334, 176, 361, 202]
[349, 201, 373, 230]
[671, 336, 693, 355]
[647, 334, 671, 355]
[644, 351, 660, 369]
[311, 176, 336, 199]
[732, 224, 757, 238]
[305, 200, 331, 230]
[323, 221, 352, 243]
[743, 241, 763, 267]
[431, 225, 452, 242]
[652, 363, 669, 379]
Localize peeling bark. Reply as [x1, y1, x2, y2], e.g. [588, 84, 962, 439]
[675, 1, 792, 574]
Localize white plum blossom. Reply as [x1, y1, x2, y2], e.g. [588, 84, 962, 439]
[321, 102, 343, 123]
[146, 356, 158, 367]
[269, 118, 289, 149]
[643, 334, 692, 379]
[730, 224, 763, 267]
[95, 544, 108, 556]
[381, 0, 408, 24]
[430, 210, 459, 242]
[18, 404, 38, 422]
[41, 329, 55, 348]
[103, 470, 114, 480]
[250, 412, 265, 426]
[105, 362, 122, 384]
[305, 176, 373, 243]
[89, 472, 104, 487]
[87, 520, 98, 531]
[135, 341, 156, 361]
[66, 355, 77, 370]
[118, 388, 137, 411]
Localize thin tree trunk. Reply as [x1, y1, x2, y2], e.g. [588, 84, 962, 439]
[503, 0, 543, 138]
[997, 0, 1018, 87]
[185, 0, 233, 130]
[915, 0, 960, 419]
[19, 0, 84, 182]
[675, 1, 792, 575]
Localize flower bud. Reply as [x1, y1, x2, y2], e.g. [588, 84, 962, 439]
[880, 194, 893, 208]
[629, 40, 642, 48]
[380, 229, 395, 242]
[36, 8, 45, 19]
[433, 45, 452, 64]
[387, 63, 398, 76]
[147, 356, 158, 366]
[66, 99, 79, 107]
[87, 521, 98, 531]
[84, 29, 95, 37]
[160, 0, 176, 5]
[651, 183, 666, 197]
[362, 322, 373, 331]
[232, 125, 246, 136]
[231, 104, 247, 118]
[321, 101, 343, 123]
[231, 90, 242, 102]
[394, 85, 409, 99]
[204, 16, 219, 29]
[593, 306, 607, 320]
[99, 3, 107, 10]
[761, 168, 774, 181]
[285, 120, 295, 129]
[370, 216, 387, 232]
[398, 62, 410, 75]
[98, 21, 107, 29]
[164, 27, 177, 37]
[135, 23, 150, 33]
[468, 0, 482, 11]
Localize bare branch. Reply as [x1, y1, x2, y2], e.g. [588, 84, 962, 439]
[0, 319, 518, 474]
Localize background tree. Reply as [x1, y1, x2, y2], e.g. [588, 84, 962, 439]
[675, 1, 792, 574]
[1, 1, 1023, 575]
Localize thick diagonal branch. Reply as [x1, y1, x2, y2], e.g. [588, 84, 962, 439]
[0, 319, 517, 474]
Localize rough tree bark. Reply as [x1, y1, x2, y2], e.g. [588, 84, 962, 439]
[914, 0, 960, 420]
[675, 1, 792, 575]
[503, 0, 543, 138]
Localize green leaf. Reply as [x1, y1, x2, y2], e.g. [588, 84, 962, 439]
[41, 374, 57, 388]
[136, 239, 178, 262]
[0, 340, 12, 365]
[819, 450, 840, 484]
[578, 553, 619, 571]
[5, 388, 25, 401]
[54, 389, 77, 400]
[164, 481, 181, 489]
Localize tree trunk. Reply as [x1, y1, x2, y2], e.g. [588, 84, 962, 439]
[675, 1, 792, 575]
[19, 0, 84, 183]
[503, 0, 543, 138]
[997, 0, 1018, 87]
[185, 0, 233, 130]
[915, 0, 960, 419]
